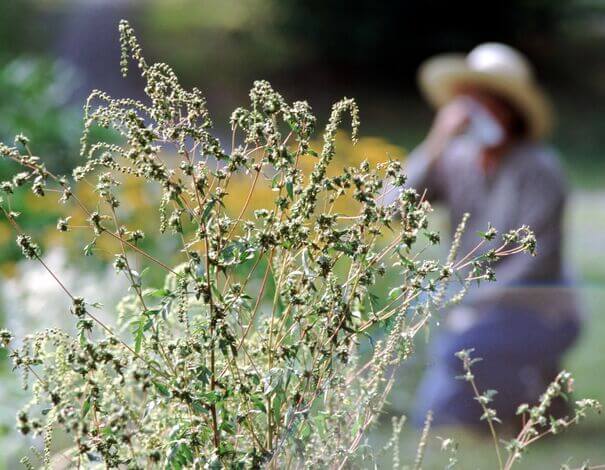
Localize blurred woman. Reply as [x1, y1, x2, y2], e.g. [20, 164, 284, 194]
[387, 43, 582, 427]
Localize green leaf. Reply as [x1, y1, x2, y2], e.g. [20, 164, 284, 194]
[147, 288, 170, 298]
[81, 397, 91, 418]
[145, 306, 162, 316]
[153, 381, 171, 397]
[133, 318, 145, 353]
[196, 366, 211, 385]
[191, 401, 207, 414]
[83, 238, 97, 256]
[263, 368, 284, 396]
[167, 441, 194, 468]
[198, 390, 221, 405]
[251, 396, 266, 413]
[270, 173, 281, 190]
[180, 444, 194, 461]
[220, 421, 236, 435]
[272, 390, 285, 423]
[174, 195, 186, 209]
[201, 199, 216, 224]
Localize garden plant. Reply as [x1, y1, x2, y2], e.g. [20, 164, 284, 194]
[0, 21, 600, 469]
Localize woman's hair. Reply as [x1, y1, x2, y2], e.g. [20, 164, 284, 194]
[456, 85, 529, 139]
[493, 93, 528, 139]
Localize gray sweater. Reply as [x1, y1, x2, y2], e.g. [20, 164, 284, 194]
[385, 137, 580, 328]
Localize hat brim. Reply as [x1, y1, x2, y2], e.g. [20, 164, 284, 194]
[418, 54, 553, 139]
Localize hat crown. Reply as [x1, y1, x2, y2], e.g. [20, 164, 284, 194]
[466, 43, 533, 83]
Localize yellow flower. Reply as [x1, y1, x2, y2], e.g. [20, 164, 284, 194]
[0, 222, 12, 246]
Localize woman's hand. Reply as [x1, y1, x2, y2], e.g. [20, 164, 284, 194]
[424, 98, 470, 160]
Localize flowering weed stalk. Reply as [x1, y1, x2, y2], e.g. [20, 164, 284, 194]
[457, 349, 602, 470]
[0, 21, 566, 469]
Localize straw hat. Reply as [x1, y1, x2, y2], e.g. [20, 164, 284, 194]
[418, 43, 553, 139]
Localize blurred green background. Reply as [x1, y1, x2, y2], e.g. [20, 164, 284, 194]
[0, 0, 604, 467]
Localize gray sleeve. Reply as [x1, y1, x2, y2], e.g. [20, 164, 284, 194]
[467, 156, 567, 302]
[381, 142, 445, 205]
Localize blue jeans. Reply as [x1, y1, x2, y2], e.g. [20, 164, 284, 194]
[412, 308, 581, 427]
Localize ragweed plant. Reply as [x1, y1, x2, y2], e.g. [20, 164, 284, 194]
[0, 21, 574, 469]
[457, 349, 602, 470]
